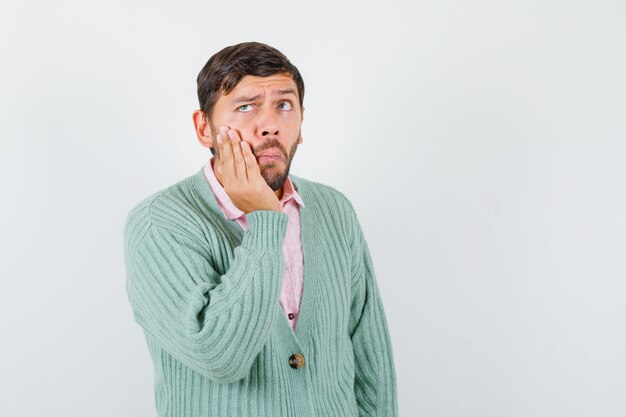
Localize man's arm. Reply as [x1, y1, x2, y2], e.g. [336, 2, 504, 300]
[347, 203, 399, 417]
[124, 204, 288, 384]
[124, 125, 286, 384]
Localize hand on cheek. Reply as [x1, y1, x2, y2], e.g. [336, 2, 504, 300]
[215, 125, 281, 214]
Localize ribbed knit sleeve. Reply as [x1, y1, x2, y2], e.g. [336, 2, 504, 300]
[347, 205, 399, 417]
[124, 204, 289, 384]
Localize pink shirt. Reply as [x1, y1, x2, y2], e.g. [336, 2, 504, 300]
[203, 156, 305, 331]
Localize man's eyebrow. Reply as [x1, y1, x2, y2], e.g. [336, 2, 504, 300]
[230, 89, 297, 105]
[231, 94, 261, 105]
[276, 88, 297, 97]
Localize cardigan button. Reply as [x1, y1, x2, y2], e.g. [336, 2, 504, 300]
[289, 353, 305, 369]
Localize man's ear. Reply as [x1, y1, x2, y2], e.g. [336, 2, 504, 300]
[192, 110, 213, 149]
[298, 127, 304, 145]
[297, 105, 304, 144]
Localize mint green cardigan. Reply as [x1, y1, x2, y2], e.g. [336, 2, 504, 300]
[123, 168, 398, 417]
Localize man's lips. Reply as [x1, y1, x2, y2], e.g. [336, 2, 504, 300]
[256, 151, 283, 162]
[257, 155, 283, 163]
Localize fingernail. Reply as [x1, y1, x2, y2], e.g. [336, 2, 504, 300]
[216, 134, 222, 144]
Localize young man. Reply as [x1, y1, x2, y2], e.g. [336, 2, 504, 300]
[124, 41, 398, 417]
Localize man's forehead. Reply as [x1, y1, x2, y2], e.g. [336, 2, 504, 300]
[226, 74, 297, 97]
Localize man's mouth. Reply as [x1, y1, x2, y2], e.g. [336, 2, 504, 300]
[257, 155, 283, 163]
[256, 151, 284, 162]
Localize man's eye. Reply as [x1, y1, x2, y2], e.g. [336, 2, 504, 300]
[238, 104, 253, 112]
[278, 101, 293, 110]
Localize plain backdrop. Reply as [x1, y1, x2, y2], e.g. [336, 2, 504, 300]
[1, 0, 625, 416]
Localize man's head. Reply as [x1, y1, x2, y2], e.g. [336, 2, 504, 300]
[192, 42, 305, 191]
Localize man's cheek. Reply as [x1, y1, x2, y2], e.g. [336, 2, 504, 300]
[225, 113, 248, 128]
[224, 119, 251, 140]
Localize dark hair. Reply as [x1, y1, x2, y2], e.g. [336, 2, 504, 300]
[197, 41, 305, 123]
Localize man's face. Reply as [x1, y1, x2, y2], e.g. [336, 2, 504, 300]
[203, 73, 304, 191]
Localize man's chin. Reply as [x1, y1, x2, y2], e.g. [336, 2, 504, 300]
[260, 157, 293, 191]
[260, 163, 284, 176]
[262, 171, 287, 191]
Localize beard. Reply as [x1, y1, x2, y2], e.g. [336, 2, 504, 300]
[260, 141, 299, 191]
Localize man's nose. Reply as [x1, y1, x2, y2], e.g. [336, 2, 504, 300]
[256, 106, 279, 137]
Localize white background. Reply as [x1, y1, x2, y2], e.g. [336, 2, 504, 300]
[1, 0, 625, 416]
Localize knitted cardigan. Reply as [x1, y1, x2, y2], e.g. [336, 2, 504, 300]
[123, 167, 398, 417]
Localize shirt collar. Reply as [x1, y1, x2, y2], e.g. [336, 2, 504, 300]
[203, 155, 305, 220]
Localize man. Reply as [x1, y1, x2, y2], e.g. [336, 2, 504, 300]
[124, 41, 398, 417]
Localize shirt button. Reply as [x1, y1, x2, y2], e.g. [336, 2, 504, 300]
[289, 353, 305, 369]
[288, 313, 295, 320]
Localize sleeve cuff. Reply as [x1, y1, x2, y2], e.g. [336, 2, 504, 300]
[240, 210, 289, 250]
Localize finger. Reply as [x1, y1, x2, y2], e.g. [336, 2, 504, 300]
[240, 140, 262, 180]
[228, 129, 248, 182]
[218, 126, 236, 180]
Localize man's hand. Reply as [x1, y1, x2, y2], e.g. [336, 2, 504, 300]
[214, 126, 282, 214]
